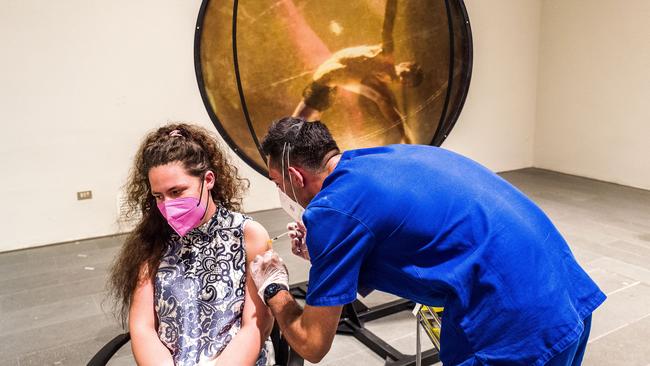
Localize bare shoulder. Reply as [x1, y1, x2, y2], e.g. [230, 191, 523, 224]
[243, 220, 271, 261]
[136, 261, 153, 287]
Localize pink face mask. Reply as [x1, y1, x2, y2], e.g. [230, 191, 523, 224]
[157, 178, 208, 237]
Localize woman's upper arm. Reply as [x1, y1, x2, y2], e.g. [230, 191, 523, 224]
[242, 220, 274, 332]
[244, 220, 271, 260]
[129, 266, 156, 332]
[128, 265, 174, 366]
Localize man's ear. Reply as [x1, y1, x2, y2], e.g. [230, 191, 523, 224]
[204, 170, 216, 191]
[287, 166, 305, 188]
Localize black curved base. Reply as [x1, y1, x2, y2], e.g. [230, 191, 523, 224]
[290, 282, 440, 366]
[88, 325, 303, 366]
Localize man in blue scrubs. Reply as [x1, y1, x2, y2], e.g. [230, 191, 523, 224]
[251, 117, 605, 365]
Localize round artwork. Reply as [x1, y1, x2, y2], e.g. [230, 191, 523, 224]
[195, 0, 472, 175]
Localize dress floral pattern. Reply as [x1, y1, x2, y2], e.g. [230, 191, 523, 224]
[154, 206, 269, 366]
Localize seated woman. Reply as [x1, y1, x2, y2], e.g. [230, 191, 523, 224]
[109, 123, 273, 366]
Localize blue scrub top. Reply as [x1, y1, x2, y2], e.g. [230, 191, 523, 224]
[302, 145, 605, 366]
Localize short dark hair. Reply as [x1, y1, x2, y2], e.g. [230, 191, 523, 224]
[261, 117, 339, 171]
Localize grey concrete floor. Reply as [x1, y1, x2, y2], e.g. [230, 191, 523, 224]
[1, 168, 649, 366]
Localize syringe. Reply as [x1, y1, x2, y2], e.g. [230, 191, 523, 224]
[267, 231, 290, 248]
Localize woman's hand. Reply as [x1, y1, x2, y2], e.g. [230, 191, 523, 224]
[197, 357, 219, 366]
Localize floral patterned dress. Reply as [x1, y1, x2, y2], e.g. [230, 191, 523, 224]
[154, 206, 270, 366]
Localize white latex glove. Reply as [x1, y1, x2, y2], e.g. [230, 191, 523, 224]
[250, 250, 289, 304]
[287, 221, 309, 261]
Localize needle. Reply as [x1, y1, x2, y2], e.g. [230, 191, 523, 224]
[267, 231, 290, 248]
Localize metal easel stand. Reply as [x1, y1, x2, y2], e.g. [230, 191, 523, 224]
[290, 282, 440, 366]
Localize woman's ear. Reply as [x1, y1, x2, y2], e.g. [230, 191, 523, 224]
[287, 166, 305, 188]
[204, 170, 216, 191]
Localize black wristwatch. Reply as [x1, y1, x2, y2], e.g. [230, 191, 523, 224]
[263, 283, 288, 304]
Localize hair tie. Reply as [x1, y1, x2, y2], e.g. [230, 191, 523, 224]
[169, 129, 183, 137]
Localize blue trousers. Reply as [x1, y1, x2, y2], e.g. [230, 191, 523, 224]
[545, 315, 592, 366]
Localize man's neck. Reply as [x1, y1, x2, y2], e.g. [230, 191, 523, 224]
[304, 153, 341, 200]
[324, 152, 341, 175]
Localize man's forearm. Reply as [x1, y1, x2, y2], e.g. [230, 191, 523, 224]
[267, 291, 316, 359]
[250, 249, 342, 363]
[268, 291, 337, 363]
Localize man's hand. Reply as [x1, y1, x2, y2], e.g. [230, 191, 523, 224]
[250, 250, 289, 304]
[288, 221, 310, 260]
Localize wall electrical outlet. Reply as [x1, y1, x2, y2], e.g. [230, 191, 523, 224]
[77, 190, 93, 200]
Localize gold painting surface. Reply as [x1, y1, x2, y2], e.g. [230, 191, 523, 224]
[198, 0, 472, 173]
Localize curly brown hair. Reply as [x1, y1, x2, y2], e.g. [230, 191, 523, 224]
[108, 122, 249, 327]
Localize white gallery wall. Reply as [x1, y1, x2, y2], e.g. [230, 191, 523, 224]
[535, 0, 650, 190]
[444, 0, 541, 172]
[0, 0, 548, 251]
[0, 0, 280, 252]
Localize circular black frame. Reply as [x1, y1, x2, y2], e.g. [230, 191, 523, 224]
[194, 0, 473, 176]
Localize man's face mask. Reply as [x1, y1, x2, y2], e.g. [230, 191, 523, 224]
[157, 176, 209, 237]
[278, 142, 305, 223]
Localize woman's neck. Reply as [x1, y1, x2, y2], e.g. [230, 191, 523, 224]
[198, 198, 218, 227]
